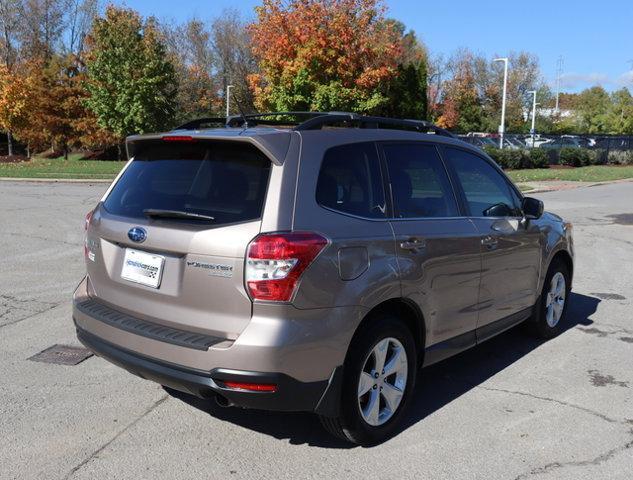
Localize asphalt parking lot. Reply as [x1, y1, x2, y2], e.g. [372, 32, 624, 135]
[1, 180, 632, 480]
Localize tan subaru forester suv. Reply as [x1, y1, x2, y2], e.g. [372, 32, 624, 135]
[74, 113, 574, 445]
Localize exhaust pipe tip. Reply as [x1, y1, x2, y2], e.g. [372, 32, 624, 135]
[215, 394, 233, 408]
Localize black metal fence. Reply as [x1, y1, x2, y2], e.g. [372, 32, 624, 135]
[458, 134, 633, 165]
[459, 134, 632, 150]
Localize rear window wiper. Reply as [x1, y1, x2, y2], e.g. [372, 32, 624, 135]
[143, 209, 215, 222]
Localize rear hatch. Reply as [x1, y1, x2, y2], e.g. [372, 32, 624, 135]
[85, 139, 272, 340]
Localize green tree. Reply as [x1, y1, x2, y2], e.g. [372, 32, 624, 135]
[530, 84, 555, 134]
[84, 6, 177, 158]
[575, 86, 610, 133]
[546, 92, 580, 134]
[379, 21, 428, 119]
[607, 88, 633, 134]
[380, 62, 427, 119]
[437, 51, 484, 131]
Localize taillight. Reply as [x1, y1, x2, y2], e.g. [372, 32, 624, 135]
[84, 210, 93, 260]
[84, 210, 93, 231]
[245, 232, 328, 302]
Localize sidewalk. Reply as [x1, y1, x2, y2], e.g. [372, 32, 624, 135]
[518, 177, 633, 194]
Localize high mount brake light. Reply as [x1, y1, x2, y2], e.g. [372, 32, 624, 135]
[161, 135, 195, 142]
[245, 232, 328, 302]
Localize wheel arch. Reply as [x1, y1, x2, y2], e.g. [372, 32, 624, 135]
[547, 249, 574, 288]
[315, 297, 426, 418]
[314, 296, 426, 419]
[352, 297, 426, 365]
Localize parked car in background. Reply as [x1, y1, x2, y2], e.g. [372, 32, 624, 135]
[539, 137, 585, 149]
[459, 136, 499, 149]
[74, 112, 575, 445]
[525, 135, 552, 148]
[504, 137, 527, 149]
[562, 135, 593, 148]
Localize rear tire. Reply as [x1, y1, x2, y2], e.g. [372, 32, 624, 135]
[319, 314, 417, 445]
[527, 259, 571, 338]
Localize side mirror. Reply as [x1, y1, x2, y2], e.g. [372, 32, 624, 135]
[522, 197, 544, 219]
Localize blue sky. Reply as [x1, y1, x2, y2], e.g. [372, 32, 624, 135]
[116, 0, 633, 93]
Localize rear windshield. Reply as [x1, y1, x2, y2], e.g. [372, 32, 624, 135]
[103, 141, 271, 225]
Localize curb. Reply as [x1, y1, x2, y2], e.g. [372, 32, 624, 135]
[0, 177, 114, 183]
[519, 177, 633, 194]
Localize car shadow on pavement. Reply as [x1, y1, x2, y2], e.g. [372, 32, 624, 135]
[165, 292, 599, 449]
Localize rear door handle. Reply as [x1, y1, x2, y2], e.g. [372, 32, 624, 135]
[400, 238, 426, 252]
[481, 235, 498, 249]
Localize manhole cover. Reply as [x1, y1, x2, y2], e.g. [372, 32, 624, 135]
[28, 344, 93, 365]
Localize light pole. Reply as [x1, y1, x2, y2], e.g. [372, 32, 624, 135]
[493, 57, 509, 149]
[527, 90, 538, 148]
[226, 84, 234, 117]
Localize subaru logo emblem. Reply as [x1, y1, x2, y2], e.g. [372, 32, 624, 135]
[128, 227, 147, 243]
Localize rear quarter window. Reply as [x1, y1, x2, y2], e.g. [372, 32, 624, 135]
[103, 141, 271, 225]
[315, 142, 386, 218]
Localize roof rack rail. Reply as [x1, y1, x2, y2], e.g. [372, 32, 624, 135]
[175, 112, 330, 130]
[294, 113, 455, 138]
[174, 111, 454, 138]
[174, 117, 227, 130]
[225, 111, 332, 128]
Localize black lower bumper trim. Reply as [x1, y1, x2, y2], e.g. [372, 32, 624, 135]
[76, 325, 329, 412]
[75, 298, 223, 351]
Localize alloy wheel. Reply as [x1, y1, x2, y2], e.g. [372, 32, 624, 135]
[357, 337, 408, 426]
[545, 271, 566, 327]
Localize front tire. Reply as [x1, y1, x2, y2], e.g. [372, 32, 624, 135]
[528, 259, 571, 338]
[319, 314, 417, 445]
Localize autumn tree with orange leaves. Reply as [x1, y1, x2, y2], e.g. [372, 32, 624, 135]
[248, 0, 425, 115]
[0, 64, 34, 156]
[17, 56, 118, 159]
[436, 54, 483, 131]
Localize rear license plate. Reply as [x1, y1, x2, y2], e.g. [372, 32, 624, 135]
[121, 248, 164, 289]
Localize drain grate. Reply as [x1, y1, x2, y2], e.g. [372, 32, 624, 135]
[28, 344, 93, 365]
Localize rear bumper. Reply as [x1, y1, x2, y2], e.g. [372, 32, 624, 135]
[73, 275, 355, 415]
[76, 324, 334, 412]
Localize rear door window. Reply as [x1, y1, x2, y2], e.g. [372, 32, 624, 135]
[316, 142, 386, 218]
[103, 141, 271, 225]
[382, 143, 459, 218]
